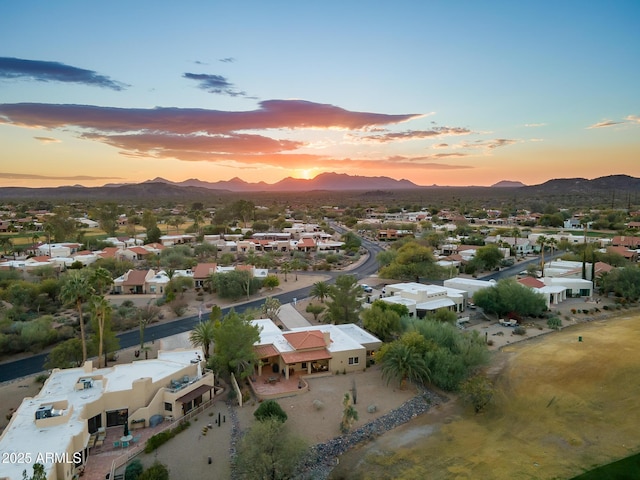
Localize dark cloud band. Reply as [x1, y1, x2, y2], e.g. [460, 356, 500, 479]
[0, 57, 128, 91]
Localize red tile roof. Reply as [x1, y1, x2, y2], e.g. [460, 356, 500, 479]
[128, 246, 150, 255]
[281, 348, 331, 364]
[608, 245, 637, 259]
[99, 247, 119, 258]
[283, 331, 327, 350]
[612, 236, 640, 248]
[594, 262, 614, 274]
[255, 344, 279, 359]
[299, 237, 316, 247]
[518, 277, 544, 289]
[193, 263, 217, 279]
[123, 269, 149, 286]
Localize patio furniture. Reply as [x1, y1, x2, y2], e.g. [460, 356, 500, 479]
[121, 440, 129, 448]
[113, 441, 120, 448]
[132, 435, 141, 444]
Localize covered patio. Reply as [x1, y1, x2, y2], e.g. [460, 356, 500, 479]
[249, 371, 309, 400]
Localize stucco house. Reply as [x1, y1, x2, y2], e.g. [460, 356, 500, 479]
[443, 277, 497, 299]
[518, 276, 566, 308]
[113, 269, 156, 294]
[0, 349, 212, 480]
[251, 319, 381, 379]
[380, 282, 467, 317]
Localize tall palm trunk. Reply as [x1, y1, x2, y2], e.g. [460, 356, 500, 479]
[77, 300, 87, 363]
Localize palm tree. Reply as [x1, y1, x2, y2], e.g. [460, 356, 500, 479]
[190, 320, 215, 359]
[380, 342, 430, 389]
[280, 261, 291, 282]
[547, 237, 558, 258]
[536, 235, 548, 276]
[290, 258, 304, 281]
[60, 271, 94, 363]
[310, 281, 330, 303]
[90, 267, 113, 295]
[138, 303, 160, 355]
[44, 222, 55, 257]
[511, 227, 521, 257]
[89, 294, 112, 368]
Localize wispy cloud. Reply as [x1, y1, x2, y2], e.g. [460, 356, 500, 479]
[0, 172, 122, 181]
[353, 127, 472, 143]
[524, 122, 546, 127]
[33, 136, 60, 143]
[455, 138, 517, 151]
[587, 119, 623, 129]
[182, 72, 249, 97]
[625, 115, 640, 124]
[219, 57, 236, 63]
[0, 57, 128, 90]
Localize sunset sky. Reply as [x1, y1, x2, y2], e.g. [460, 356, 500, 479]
[1, 1, 639, 188]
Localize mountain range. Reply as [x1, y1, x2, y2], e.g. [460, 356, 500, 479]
[131, 172, 422, 192]
[0, 173, 637, 201]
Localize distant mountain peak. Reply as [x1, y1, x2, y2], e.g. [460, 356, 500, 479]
[141, 172, 422, 192]
[492, 180, 526, 188]
[145, 176, 173, 184]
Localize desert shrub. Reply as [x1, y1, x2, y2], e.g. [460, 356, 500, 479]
[254, 400, 288, 423]
[170, 299, 188, 316]
[547, 317, 562, 330]
[312, 399, 324, 411]
[125, 459, 144, 480]
[513, 326, 527, 336]
[144, 421, 190, 453]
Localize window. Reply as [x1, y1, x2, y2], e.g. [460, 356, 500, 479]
[164, 402, 172, 412]
[348, 357, 359, 365]
[301, 362, 307, 369]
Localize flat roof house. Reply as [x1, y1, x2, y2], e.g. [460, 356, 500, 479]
[0, 349, 213, 480]
[381, 282, 466, 317]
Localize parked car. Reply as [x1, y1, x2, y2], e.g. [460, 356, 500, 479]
[361, 284, 373, 293]
[499, 319, 518, 327]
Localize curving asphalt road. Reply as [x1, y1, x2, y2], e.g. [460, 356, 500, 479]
[0, 234, 551, 383]
[0, 237, 384, 383]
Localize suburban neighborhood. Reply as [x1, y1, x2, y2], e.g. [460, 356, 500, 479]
[0, 187, 639, 480]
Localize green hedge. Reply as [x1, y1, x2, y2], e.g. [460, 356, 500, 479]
[144, 421, 190, 453]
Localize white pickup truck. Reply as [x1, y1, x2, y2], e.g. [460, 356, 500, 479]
[499, 319, 518, 327]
